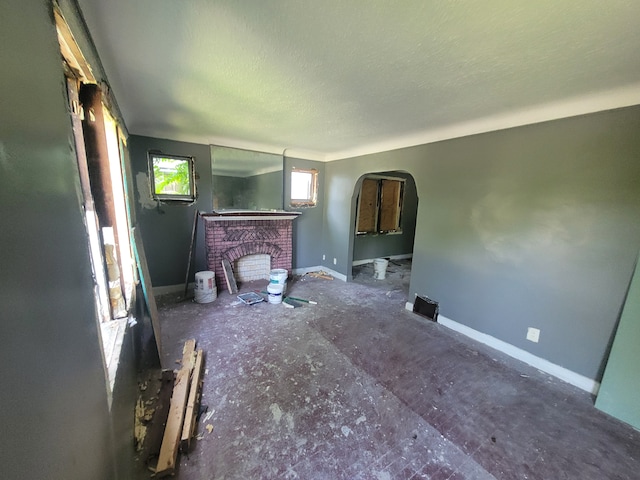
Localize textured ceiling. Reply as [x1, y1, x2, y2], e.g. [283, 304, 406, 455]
[77, 0, 640, 160]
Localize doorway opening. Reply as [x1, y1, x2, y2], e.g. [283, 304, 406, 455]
[349, 171, 418, 298]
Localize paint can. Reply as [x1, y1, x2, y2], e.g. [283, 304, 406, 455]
[194, 271, 217, 303]
[267, 282, 284, 304]
[269, 268, 288, 293]
[373, 258, 389, 280]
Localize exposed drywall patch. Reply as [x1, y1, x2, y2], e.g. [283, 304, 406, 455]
[136, 171, 156, 209]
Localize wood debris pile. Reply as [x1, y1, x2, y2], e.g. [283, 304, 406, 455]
[135, 339, 206, 477]
[303, 270, 334, 280]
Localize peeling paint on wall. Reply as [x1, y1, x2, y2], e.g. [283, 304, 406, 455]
[136, 171, 156, 209]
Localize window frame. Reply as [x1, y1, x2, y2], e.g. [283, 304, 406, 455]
[148, 152, 196, 203]
[289, 167, 318, 208]
[356, 175, 405, 235]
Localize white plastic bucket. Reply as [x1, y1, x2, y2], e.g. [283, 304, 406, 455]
[267, 282, 284, 304]
[269, 268, 288, 293]
[373, 258, 389, 280]
[194, 271, 217, 303]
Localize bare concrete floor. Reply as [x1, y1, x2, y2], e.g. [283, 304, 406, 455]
[141, 260, 640, 479]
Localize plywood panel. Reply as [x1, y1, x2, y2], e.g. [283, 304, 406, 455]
[357, 178, 379, 233]
[379, 179, 402, 232]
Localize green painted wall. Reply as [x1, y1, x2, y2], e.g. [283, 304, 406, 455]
[596, 256, 640, 429]
[129, 135, 213, 287]
[0, 1, 119, 478]
[285, 157, 326, 269]
[323, 106, 640, 379]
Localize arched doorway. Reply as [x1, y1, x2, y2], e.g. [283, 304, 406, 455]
[347, 170, 419, 296]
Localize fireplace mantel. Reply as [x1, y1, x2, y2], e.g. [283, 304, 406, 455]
[202, 210, 301, 222]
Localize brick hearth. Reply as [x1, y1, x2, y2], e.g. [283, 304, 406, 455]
[202, 212, 300, 290]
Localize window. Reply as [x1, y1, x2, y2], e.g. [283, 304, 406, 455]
[356, 176, 405, 234]
[148, 152, 196, 202]
[290, 168, 318, 207]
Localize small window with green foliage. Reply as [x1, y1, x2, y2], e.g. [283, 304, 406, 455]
[149, 153, 195, 202]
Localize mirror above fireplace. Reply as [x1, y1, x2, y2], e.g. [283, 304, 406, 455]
[210, 145, 283, 211]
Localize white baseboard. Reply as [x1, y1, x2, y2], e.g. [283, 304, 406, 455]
[153, 283, 194, 296]
[323, 267, 347, 281]
[292, 266, 347, 282]
[352, 253, 413, 266]
[405, 302, 600, 395]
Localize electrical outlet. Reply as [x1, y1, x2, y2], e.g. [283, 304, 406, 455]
[333, 257, 337, 265]
[526, 327, 540, 343]
[322, 254, 325, 261]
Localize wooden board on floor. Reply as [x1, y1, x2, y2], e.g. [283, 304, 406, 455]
[155, 340, 196, 477]
[140, 370, 174, 466]
[132, 226, 163, 363]
[181, 349, 205, 451]
[222, 258, 238, 294]
[307, 271, 334, 280]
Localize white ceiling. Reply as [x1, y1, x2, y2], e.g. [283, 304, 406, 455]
[77, 0, 640, 161]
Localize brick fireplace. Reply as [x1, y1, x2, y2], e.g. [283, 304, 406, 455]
[202, 211, 300, 290]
